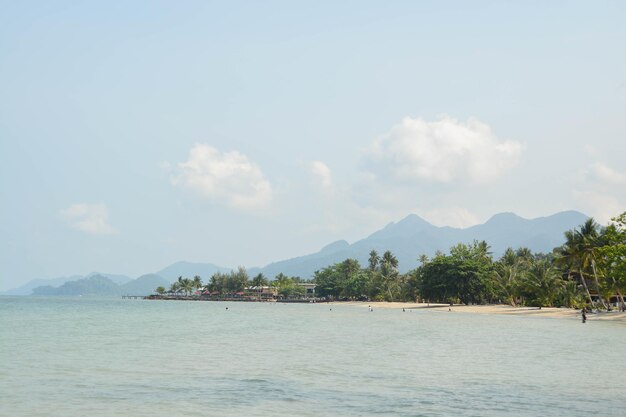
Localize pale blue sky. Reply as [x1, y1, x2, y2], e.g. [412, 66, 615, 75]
[1, 1, 625, 290]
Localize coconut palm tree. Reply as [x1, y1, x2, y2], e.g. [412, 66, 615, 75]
[576, 219, 608, 309]
[176, 276, 194, 296]
[251, 273, 268, 287]
[558, 280, 585, 308]
[381, 250, 399, 270]
[555, 229, 594, 307]
[193, 275, 203, 291]
[250, 273, 268, 299]
[596, 220, 626, 311]
[380, 251, 399, 301]
[170, 281, 181, 294]
[492, 263, 520, 306]
[368, 250, 380, 271]
[522, 259, 563, 307]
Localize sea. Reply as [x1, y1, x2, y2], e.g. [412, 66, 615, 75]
[1, 296, 625, 417]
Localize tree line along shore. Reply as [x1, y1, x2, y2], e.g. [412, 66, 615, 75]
[151, 212, 626, 312]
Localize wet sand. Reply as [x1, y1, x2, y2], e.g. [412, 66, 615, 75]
[343, 301, 626, 323]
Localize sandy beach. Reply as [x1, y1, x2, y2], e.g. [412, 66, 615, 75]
[342, 301, 626, 323]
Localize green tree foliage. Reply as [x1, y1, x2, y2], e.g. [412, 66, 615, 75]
[151, 212, 626, 310]
[596, 212, 626, 310]
[170, 281, 181, 294]
[251, 273, 269, 287]
[418, 241, 494, 304]
[193, 275, 203, 291]
[313, 252, 412, 301]
[520, 259, 562, 307]
[270, 273, 305, 298]
[368, 250, 380, 271]
[208, 267, 249, 294]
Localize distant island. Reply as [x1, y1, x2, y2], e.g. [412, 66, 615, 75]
[32, 274, 169, 297]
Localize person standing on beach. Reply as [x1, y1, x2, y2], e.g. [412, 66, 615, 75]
[581, 309, 587, 323]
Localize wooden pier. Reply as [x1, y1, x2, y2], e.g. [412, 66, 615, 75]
[121, 295, 145, 299]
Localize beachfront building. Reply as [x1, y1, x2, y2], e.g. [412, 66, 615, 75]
[298, 283, 316, 298]
[247, 286, 278, 299]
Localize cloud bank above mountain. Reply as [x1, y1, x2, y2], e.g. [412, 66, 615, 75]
[362, 116, 524, 185]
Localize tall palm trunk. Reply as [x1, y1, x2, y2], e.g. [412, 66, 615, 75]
[575, 270, 594, 307]
[609, 277, 626, 311]
[590, 259, 608, 310]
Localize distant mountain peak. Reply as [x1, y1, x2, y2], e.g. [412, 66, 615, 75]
[540, 210, 588, 220]
[155, 260, 231, 282]
[485, 212, 525, 224]
[398, 213, 431, 226]
[251, 209, 591, 279]
[320, 240, 349, 253]
[369, 213, 434, 240]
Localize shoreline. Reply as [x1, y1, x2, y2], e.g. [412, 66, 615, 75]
[341, 301, 626, 323]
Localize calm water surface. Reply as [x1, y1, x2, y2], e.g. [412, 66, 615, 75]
[1, 297, 625, 416]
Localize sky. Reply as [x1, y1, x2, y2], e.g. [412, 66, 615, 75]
[1, 1, 625, 290]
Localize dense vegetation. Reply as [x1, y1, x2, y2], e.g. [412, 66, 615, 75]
[158, 268, 307, 299]
[161, 212, 626, 310]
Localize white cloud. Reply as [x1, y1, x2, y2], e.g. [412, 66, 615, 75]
[362, 115, 524, 184]
[171, 144, 273, 210]
[573, 161, 626, 223]
[310, 160, 333, 190]
[591, 162, 626, 185]
[60, 203, 119, 235]
[572, 190, 622, 224]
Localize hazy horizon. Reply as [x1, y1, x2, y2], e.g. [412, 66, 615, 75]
[2, 208, 588, 291]
[2, 1, 625, 290]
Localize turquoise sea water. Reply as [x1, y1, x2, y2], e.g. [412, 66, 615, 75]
[1, 297, 625, 417]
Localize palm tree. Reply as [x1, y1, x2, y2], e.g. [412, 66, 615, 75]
[516, 247, 533, 262]
[476, 240, 492, 261]
[170, 281, 181, 294]
[558, 280, 584, 308]
[576, 219, 609, 309]
[596, 221, 626, 311]
[556, 230, 594, 307]
[176, 276, 194, 296]
[251, 273, 268, 299]
[251, 273, 268, 287]
[381, 250, 399, 270]
[193, 275, 203, 291]
[368, 250, 380, 271]
[380, 251, 399, 301]
[522, 259, 563, 307]
[492, 263, 519, 306]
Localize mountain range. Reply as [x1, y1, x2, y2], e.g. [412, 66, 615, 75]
[247, 210, 588, 277]
[3, 210, 589, 295]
